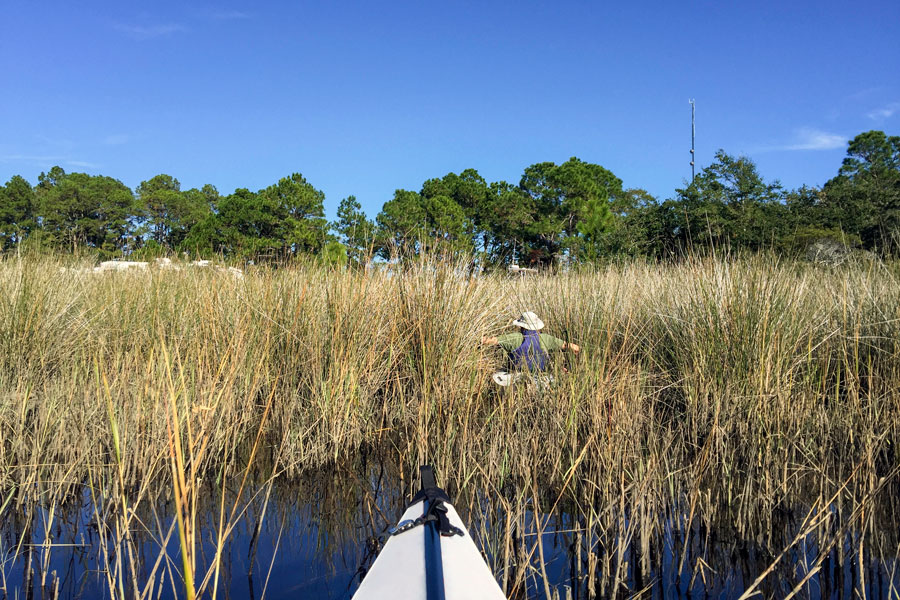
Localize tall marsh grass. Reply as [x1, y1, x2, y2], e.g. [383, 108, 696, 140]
[1, 253, 898, 598]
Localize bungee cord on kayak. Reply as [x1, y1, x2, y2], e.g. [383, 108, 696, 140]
[352, 465, 506, 600]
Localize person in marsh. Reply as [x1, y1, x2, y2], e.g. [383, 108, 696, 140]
[482, 311, 580, 386]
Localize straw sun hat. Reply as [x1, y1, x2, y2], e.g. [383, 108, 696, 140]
[511, 311, 544, 330]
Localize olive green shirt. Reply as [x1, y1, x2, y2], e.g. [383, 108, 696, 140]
[496, 332, 567, 353]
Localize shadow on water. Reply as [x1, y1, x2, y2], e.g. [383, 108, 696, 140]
[1, 457, 899, 600]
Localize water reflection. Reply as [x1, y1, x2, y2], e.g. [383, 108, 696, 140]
[1, 461, 898, 599]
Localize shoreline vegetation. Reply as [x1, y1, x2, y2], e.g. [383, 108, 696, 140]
[1, 131, 898, 270]
[1, 253, 899, 598]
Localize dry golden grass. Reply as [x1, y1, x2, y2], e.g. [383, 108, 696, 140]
[1, 252, 898, 597]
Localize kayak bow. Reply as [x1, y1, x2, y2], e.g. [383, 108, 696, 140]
[353, 466, 506, 600]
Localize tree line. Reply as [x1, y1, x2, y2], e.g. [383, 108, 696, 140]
[1, 130, 898, 266]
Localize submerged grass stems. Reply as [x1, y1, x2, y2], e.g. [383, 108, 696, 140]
[0, 252, 898, 597]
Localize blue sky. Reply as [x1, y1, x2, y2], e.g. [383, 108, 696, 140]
[2, 1, 898, 220]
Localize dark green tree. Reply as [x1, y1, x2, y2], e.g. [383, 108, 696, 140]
[602, 188, 675, 258]
[375, 189, 427, 258]
[375, 185, 472, 259]
[333, 195, 375, 265]
[481, 181, 534, 266]
[179, 184, 221, 257]
[776, 186, 857, 253]
[420, 193, 470, 253]
[136, 174, 184, 247]
[259, 173, 328, 256]
[35, 167, 136, 254]
[672, 150, 785, 251]
[136, 175, 210, 251]
[518, 161, 566, 264]
[421, 169, 490, 258]
[213, 188, 284, 259]
[0, 175, 36, 250]
[199, 184, 221, 210]
[180, 213, 220, 257]
[823, 130, 900, 253]
[93, 175, 140, 254]
[519, 157, 622, 265]
[175, 188, 214, 249]
[185, 174, 329, 261]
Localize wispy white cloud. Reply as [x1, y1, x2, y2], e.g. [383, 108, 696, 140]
[782, 128, 846, 151]
[847, 87, 881, 102]
[66, 160, 101, 169]
[103, 134, 130, 146]
[0, 155, 99, 169]
[867, 102, 900, 121]
[751, 128, 847, 154]
[35, 134, 75, 150]
[115, 22, 186, 40]
[211, 9, 251, 20]
[0, 154, 68, 163]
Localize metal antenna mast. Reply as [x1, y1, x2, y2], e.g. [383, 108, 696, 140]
[689, 99, 696, 181]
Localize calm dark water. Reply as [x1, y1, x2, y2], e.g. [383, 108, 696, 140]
[2, 473, 899, 600]
[1, 485, 366, 600]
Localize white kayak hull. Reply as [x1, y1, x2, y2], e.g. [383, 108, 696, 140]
[353, 492, 505, 599]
